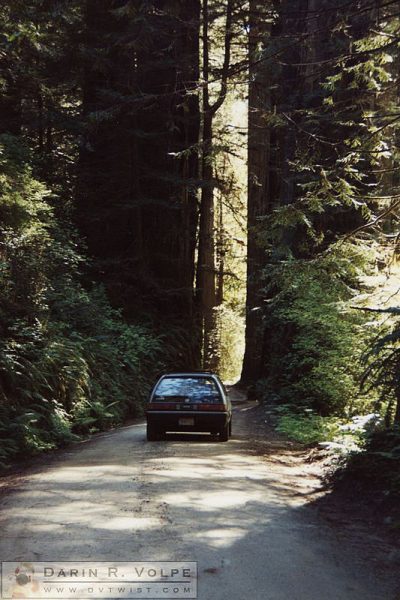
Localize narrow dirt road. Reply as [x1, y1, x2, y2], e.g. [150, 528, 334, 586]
[0, 391, 397, 600]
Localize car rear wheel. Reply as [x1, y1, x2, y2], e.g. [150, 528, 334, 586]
[219, 423, 229, 442]
[147, 423, 161, 441]
[229, 420, 232, 437]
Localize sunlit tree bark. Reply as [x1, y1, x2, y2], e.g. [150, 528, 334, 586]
[241, 0, 273, 383]
[197, 0, 233, 370]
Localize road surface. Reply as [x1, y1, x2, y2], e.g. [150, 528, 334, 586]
[0, 392, 396, 600]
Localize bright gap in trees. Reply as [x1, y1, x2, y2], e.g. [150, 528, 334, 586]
[214, 92, 248, 384]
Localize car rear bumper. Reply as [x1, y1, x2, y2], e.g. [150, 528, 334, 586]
[146, 410, 230, 433]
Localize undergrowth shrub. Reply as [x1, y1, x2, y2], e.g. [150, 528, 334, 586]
[0, 135, 163, 466]
[260, 243, 379, 416]
[275, 408, 342, 445]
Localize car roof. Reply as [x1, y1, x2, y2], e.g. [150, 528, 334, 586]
[162, 371, 216, 375]
[158, 372, 219, 379]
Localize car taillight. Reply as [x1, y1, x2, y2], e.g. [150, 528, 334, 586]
[146, 402, 176, 410]
[198, 403, 226, 411]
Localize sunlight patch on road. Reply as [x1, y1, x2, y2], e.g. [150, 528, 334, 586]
[98, 516, 160, 531]
[192, 527, 246, 548]
[162, 488, 265, 510]
[144, 455, 269, 482]
[28, 522, 65, 533]
[41, 465, 135, 483]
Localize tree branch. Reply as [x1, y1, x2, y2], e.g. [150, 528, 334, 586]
[207, 0, 233, 116]
[351, 306, 400, 314]
[340, 198, 400, 243]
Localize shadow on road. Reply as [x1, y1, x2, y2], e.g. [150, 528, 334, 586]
[0, 403, 396, 600]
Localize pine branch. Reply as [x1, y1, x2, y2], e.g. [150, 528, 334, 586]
[340, 199, 400, 243]
[351, 306, 400, 314]
[282, 112, 338, 147]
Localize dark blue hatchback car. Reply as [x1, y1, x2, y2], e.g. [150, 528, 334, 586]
[145, 372, 232, 442]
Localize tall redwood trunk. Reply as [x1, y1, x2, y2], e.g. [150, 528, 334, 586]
[197, 112, 218, 369]
[241, 0, 271, 383]
[197, 0, 232, 371]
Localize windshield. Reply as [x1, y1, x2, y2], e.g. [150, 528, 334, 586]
[153, 377, 222, 403]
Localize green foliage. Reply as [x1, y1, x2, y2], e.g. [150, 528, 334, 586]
[0, 135, 163, 465]
[252, 0, 400, 432]
[210, 305, 245, 382]
[260, 243, 378, 416]
[276, 408, 342, 445]
[362, 317, 400, 426]
[273, 403, 381, 453]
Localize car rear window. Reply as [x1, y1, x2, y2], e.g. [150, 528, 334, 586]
[153, 377, 222, 403]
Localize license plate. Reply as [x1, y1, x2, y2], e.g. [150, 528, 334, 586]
[179, 417, 194, 426]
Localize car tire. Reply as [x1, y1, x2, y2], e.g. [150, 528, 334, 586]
[229, 420, 232, 437]
[147, 423, 160, 441]
[219, 423, 229, 442]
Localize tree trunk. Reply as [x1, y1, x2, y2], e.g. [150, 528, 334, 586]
[216, 195, 224, 306]
[196, 0, 233, 371]
[394, 388, 400, 425]
[241, 0, 272, 383]
[197, 112, 218, 370]
[0, 83, 21, 135]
